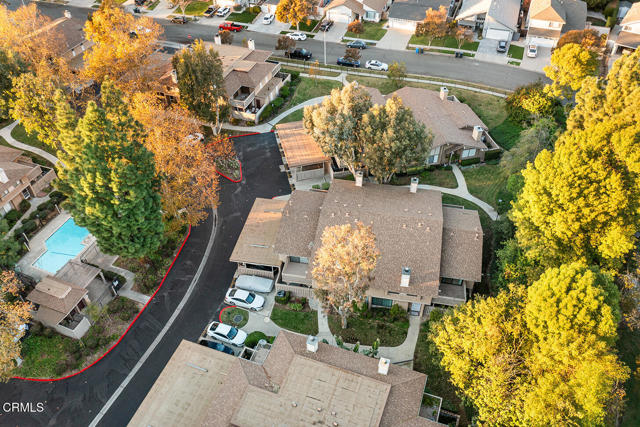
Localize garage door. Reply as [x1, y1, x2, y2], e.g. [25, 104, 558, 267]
[485, 28, 511, 40]
[388, 18, 417, 31]
[327, 9, 352, 23]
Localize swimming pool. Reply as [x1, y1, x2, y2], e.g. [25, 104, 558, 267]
[32, 218, 90, 274]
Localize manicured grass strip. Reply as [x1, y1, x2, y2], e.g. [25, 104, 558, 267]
[409, 35, 479, 51]
[10, 123, 58, 156]
[290, 19, 319, 32]
[344, 21, 387, 41]
[489, 118, 523, 149]
[0, 135, 54, 167]
[419, 168, 458, 188]
[284, 77, 342, 111]
[220, 307, 249, 328]
[227, 10, 258, 23]
[461, 163, 508, 209]
[147, 0, 160, 10]
[508, 44, 524, 60]
[183, 0, 212, 15]
[328, 310, 409, 346]
[270, 306, 318, 335]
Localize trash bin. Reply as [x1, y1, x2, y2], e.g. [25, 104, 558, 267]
[415, 47, 420, 54]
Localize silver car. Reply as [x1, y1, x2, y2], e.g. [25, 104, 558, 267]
[365, 60, 388, 71]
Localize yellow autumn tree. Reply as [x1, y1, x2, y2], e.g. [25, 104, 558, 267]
[312, 222, 379, 328]
[83, 4, 163, 94]
[275, 0, 313, 31]
[509, 124, 640, 268]
[544, 43, 599, 99]
[415, 6, 449, 46]
[0, 270, 32, 381]
[130, 93, 220, 231]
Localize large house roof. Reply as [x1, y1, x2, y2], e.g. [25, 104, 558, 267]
[528, 0, 566, 22]
[230, 198, 287, 267]
[276, 121, 330, 168]
[457, 0, 520, 31]
[389, 0, 450, 21]
[621, 2, 640, 25]
[130, 331, 443, 427]
[276, 180, 484, 300]
[325, 0, 366, 15]
[0, 146, 24, 163]
[364, 86, 489, 150]
[528, 0, 587, 32]
[27, 276, 87, 325]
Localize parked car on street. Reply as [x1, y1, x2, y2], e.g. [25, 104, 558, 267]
[347, 40, 367, 49]
[365, 59, 388, 71]
[319, 20, 334, 31]
[288, 32, 307, 41]
[497, 40, 508, 53]
[171, 16, 188, 24]
[235, 275, 274, 293]
[527, 44, 538, 58]
[219, 21, 243, 32]
[224, 288, 265, 311]
[286, 48, 312, 60]
[199, 340, 235, 354]
[262, 13, 275, 24]
[337, 56, 360, 67]
[203, 6, 218, 17]
[216, 7, 230, 17]
[206, 321, 247, 346]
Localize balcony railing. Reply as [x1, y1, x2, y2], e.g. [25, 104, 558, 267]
[229, 90, 256, 110]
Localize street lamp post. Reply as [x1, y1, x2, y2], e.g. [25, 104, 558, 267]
[323, 27, 327, 66]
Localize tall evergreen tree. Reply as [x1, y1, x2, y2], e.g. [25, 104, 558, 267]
[55, 80, 164, 258]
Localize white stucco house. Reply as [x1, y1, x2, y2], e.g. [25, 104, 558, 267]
[614, 2, 640, 53]
[325, 0, 391, 23]
[525, 0, 587, 47]
[388, 0, 454, 31]
[456, 0, 521, 40]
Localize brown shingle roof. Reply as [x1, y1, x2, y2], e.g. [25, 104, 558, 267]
[0, 146, 23, 163]
[528, 0, 566, 22]
[230, 198, 286, 267]
[363, 86, 488, 150]
[276, 121, 330, 167]
[325, 0, 367, 15]
[363, 0, 389, 13]
[131, 331, 443, 427]
[440, 206, 483, 282]
[622, 2, 640, 25]
[274, 190, 327, 258]
[27, 276, 87, 324]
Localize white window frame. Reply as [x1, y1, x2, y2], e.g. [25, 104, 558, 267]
[461, 148, 477, 158]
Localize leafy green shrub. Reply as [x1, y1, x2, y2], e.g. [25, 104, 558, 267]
[279, 86, 290, 98]
[312, 184, 320, 189]
[484, 149, 503, 161]
[289, 70, 300, 81]
[21, 220, 37, 234]
[19, 199, 31, 213]
[606, 15, 616, 28]
[261, 105, 273, 119]
[442, 165, 452, 171]
[604, 5, 616, 17]
[506, 82, 555, 124]
[245, 331, 267, 348]
[250, 5, 261, 13]
[246, 121, 255, 126]
[275, 291, 290, 305]
[49, 190, 65, 204]
[272, 97, 284, 109]
[460, 157, 481, 166]
[288, 302, 303, 311]
[119, 311, 133, 322]
[5, 210, 21, 223]
[55, 359, 68, 376]
[300, 297, 308, 306]
[321, 182, 330, 190]
[84, 336, 99, 349]
[30, 322, 43, 336]
[388, 303, 406, 321]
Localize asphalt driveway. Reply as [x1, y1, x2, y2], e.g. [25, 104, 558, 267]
[0, 133, 290, 426]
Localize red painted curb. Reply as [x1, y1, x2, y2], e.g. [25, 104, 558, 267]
[218, 305, 237, 322]
[228, 132, 261, 138]
[13, 225, 193, 382]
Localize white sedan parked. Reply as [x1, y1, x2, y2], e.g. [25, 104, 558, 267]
[262, 13, 275, 24]
[527, 44, 538, 58]
[365, 60, 388, 71]
[287, 32, 307, 41]
[224, 288, 265, 311]
[206, 321, 247, 346]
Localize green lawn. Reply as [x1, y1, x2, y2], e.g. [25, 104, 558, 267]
[489, 119, 523, 149]
[270, 306, 318, 335]
[147, 0, 160, 10]
[409, 35, 479, 51]
[619, 325, 640, 426]
[328, 309, 410, 346]
[221, 307, 248, 328]
[461, 163, 508, 209]
[10, 124, 58, 156]
[227, 10, 258, 23]
[15, 334, 74, 378]
[183, 0, 211, 15]
[0, 135, 53, 167]
[281, 78, 341, 114]
[391, 168, 458, 188]
[290, 19, 319, 32]
[344, 21, 387, 41]
[508, 44, 524, 60]
[414, 319, 475, 425]
[277, 109, 304, 124]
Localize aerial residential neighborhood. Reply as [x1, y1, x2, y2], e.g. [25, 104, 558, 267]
[0, 0, 638, 425]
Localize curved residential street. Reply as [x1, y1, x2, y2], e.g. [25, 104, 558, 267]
[0, 133, 290, 426]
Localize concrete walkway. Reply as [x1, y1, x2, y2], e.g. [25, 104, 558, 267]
[416, 165, 499, 220]
[0, 121, 59, 165]
[109, 266, 150, 305]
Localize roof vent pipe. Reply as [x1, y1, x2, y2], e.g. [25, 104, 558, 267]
[401, 267, 411, 287]
[355, 170, 363, 187]
[410, 176, 419, 193]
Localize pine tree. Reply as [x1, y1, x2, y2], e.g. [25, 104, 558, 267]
[55, 80, 164, 258]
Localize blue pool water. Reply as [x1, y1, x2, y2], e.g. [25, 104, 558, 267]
[32, 219, 90, 274]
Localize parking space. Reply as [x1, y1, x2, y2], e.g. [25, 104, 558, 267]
[519, 45, 551, 73]
[474, 38, 510, 64]
[247, 13, 291, 34]
[323, 21, 348, 43]
[377, 27, 413, 50]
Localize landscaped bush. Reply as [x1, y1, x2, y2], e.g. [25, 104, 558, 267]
[4, 210, 21, 224]
[19, 199, 31, 213]
[275, 290, 290, 305]
[49, 190, 66, 204]
[21, 220, 37, 234]
[249, 5, 261, 13]
[279, 86, 290, 98]
[484, 149, 503, 161]
[245, 331, 267, 348]
[288, 302, 303, 311]
[28, 210, 38, 220]
[606, 15, 616, 28]
[272, 97, 284, 109]
[54, 359, 68, 376]
[460, 157, 481, 166]
[289, 70, 300, 81]
[604, 5, 616, 17]
[442, 165, 452, 171]
[102, 270, 126, 286]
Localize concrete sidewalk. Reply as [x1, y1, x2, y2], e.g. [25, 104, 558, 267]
[0, 121, 59, 165]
